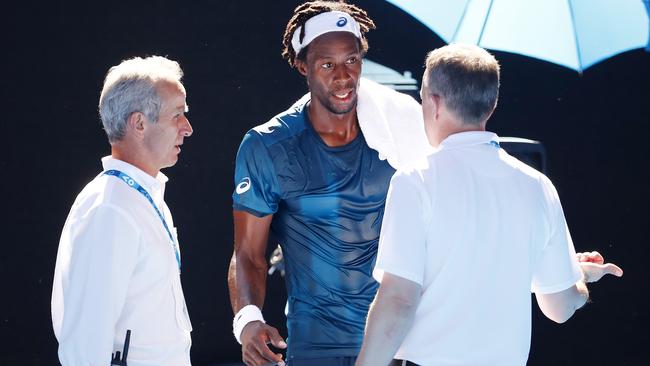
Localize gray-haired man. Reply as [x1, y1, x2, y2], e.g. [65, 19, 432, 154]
[52, 56, 194, 366]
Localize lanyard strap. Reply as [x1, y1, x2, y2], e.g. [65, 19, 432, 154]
[103, 169, 181, 272]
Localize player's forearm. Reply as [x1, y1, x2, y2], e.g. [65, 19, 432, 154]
[230, 210, 274, 313]
[356, 289, 418, 366]
[228, 252, 269, 312]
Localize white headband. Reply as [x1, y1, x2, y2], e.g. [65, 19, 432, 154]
[291, 11, 362, 55]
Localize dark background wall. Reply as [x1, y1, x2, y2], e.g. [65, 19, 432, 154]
[2, 1, 648, 365]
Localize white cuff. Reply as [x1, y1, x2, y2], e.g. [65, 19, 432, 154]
[233, 304, 265, 344]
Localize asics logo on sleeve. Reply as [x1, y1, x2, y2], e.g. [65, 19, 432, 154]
[236, 177, 251, 194]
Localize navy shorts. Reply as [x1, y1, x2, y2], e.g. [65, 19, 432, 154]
[286, 356, 356, 366]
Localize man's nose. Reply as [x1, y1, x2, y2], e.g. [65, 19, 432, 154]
[181, 116, 193, 137]
[333, 63, 352, 82]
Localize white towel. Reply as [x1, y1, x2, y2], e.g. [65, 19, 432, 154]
[295, 77, 433, 170]
[357, 77, 433, 170]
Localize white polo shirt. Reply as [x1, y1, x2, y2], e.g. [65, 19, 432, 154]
[374, 131, 582, 366]
[52, 156, 192, 366]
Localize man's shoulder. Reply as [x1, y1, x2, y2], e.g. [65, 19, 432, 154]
[70, 174, 140, 220]
[245, 97, 310, 148]
[497, 150, 549, 183]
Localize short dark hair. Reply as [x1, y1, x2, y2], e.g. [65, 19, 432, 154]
[281, 0, 375, 68]
[424, 44, 500, 125]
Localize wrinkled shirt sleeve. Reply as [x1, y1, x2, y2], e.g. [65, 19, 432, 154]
[374, 171, 430, 286]
[52, 204, 140, 366]
[232, 131, 281, 217]
[531, 177, 583, 294]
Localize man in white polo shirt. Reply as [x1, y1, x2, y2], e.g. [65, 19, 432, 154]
[52, 56, 194, 366]
[355, 44, 623, 366]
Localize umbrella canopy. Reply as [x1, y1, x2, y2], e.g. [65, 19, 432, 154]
[386, 0, 649, 72]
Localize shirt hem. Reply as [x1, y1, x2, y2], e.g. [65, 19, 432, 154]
[232, 203, 274, 217]
[532, 272, 583, 294]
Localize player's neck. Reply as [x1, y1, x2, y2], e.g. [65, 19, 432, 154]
[307, 102, 359, 147]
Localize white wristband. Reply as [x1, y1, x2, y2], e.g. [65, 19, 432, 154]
[233, 304, 265, 344]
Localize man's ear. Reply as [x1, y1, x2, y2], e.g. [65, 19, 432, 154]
[430, 94, 442, 119]
[127, 112, 146, 137]
[296, 59, 308, 77]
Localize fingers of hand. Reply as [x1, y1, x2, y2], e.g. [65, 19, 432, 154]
[253, 343, 283, 366]
[590, 251, 604, 264]
[243, 339, 283, 366]
[603, 263, 624, 277]
[267, 326, 287, 349]
[242, 324, 284, 366]
[576, 251, 604, 264]
[580, 261, 623, 282]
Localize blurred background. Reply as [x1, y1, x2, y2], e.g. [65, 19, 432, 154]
[2, 0, 648, 364]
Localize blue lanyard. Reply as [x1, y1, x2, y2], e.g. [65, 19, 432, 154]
[103, 169, 181, 272]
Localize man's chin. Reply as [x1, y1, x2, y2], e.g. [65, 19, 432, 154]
[161, 158, 179, 170]
[327, 99, 357, 115]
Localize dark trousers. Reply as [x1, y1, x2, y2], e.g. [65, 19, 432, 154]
[286, 357, 419, 366]
[286, 356, 356, 366]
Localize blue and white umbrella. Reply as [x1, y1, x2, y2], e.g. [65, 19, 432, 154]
[386, 0, 649, 72]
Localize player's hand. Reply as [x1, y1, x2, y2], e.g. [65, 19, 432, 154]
[577, 251, 623, 283]
[240, 321, 287, 366]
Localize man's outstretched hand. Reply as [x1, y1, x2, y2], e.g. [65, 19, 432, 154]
[577, 251, 623, 283]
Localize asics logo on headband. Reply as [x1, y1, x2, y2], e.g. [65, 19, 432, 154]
[337, 17, 347, 27]
[236, 177, 251, 194]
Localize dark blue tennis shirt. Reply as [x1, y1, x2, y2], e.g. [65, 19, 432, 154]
[232, 99, 395, 359]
